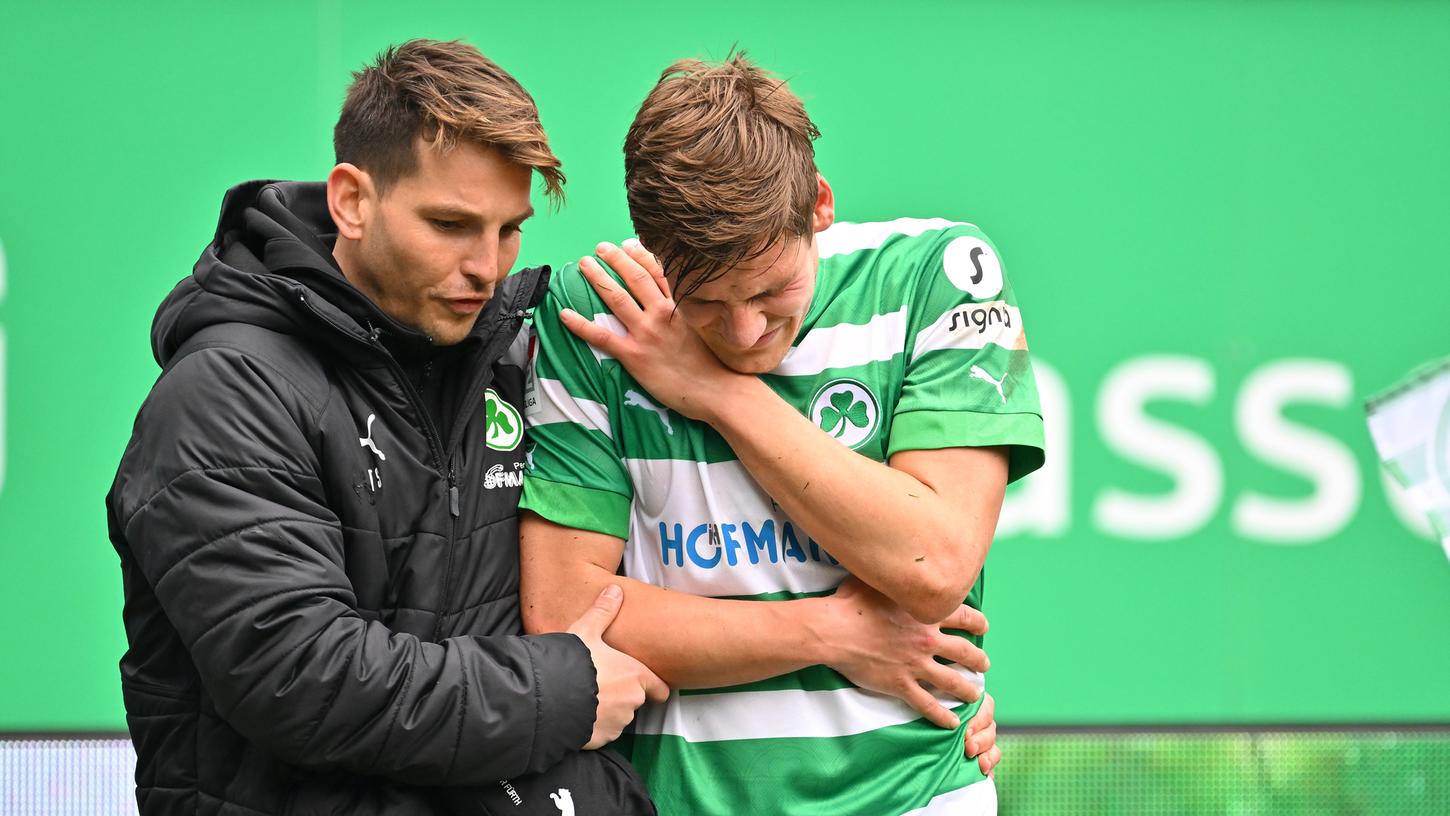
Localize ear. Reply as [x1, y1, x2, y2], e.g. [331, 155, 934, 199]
[811, 173, 835, 233]
[326, 163, 374, 241]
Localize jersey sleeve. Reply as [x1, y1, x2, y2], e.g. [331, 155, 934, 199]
[518, 262, 633, 539]
[889, 224, 1046, 483]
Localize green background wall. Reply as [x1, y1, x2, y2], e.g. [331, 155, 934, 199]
[1, 0, 1447, 731]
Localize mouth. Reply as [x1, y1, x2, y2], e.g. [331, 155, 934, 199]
[750, 325, 783, 350]
[444, 296, 487, 316]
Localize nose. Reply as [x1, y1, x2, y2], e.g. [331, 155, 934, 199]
[719, 305, 768, 348]
[460, 237, 502, 292]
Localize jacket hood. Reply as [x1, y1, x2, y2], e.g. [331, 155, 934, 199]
[151, 180, 547, 368]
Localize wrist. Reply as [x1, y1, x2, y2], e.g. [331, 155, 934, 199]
[698, 372, 771, 428]
[791, 595, 843, 667]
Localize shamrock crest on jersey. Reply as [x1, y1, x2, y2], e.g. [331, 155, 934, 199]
[484, 388, 522, 451]
[810, 379, 880, 450]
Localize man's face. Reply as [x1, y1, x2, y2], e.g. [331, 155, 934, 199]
[346, 139, 533, 345]
[672, 237, 818, 374]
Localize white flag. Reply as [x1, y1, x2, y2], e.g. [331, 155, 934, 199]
[1366, 357, 1450, 563]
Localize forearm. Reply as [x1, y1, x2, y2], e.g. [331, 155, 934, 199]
[706, 377, 986, 620]
[520, 520, 831, 689]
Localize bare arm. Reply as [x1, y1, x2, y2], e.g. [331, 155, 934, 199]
[520, 511, 824, 689]
[564, 242, 1010, 621]
[519, 510, 990, 727]
[709, 390, 1010, 623]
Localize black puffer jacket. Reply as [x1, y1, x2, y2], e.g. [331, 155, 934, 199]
[106, 181, 598, 815]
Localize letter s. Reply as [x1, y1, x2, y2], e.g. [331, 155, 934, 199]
[1232, 359, 1360, 543]
[1094, 356, 1222, 539]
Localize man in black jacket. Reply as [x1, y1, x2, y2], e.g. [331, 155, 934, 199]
[106, 40, 663, 815]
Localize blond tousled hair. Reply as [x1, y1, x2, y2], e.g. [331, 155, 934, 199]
[624, 53, 820, 296]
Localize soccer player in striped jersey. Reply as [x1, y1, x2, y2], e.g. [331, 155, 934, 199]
[519, 55, 1044, 815]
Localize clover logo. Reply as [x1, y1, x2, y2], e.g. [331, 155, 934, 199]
[819, 390, 868, 438]
[809, 379, 880, 450]
[484, 388, 523, 451]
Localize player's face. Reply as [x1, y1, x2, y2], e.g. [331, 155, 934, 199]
[670, 174, 834, 374]
[348, 139, 533, 346]
[673, 237, 819, 374]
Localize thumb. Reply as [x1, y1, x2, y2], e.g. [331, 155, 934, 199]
[641, 664, 671, 704]
[568, 584, 624, 639]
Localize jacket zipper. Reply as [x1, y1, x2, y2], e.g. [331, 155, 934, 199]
[295, 280, 534, 643]
[296, 291, 450, 476]
[429, 288, 535, 642]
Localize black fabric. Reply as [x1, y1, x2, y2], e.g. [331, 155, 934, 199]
[107, 180, 637, 815]
[440, 748, 658, 815]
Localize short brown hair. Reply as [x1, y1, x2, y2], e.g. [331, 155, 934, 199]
[624, 53, 820, 296]
[335, 39, 564, 202]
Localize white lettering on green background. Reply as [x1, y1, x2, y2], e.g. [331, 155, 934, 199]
[999, 355, 1434, 546]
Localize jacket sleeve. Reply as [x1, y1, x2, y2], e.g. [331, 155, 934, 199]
[111, 345, 596, 784]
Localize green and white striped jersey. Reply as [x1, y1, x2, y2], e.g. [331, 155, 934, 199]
[520, 218, 1045, 815]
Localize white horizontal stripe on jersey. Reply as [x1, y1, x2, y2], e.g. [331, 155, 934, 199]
[632, 664, 985, 741]
[623, 457, 848, 598]
[818, 218, 971, 259]
[773, 308, 909, 377]
[899, 778, 998, 816]
[582, 313, 627, 363]
[527, 377, 613, 438]
[912, 301, 1027, 363]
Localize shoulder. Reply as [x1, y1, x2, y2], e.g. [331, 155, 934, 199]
[538, 261, 607, 319]
[818, 218, 993, 268]
[114, 324, 333, 529]
[162, 322, 332, 410]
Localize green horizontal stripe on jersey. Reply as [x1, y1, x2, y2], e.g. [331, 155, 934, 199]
[888, 410, 1045, 482]
[518, 476, 631, 539]
[629, 699, 987, 816]
[527, 420, 622, 475]
[714, 588, 836, 602]
[678, 663, 855, 697]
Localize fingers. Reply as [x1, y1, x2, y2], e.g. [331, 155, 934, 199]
[966, 716, 998, 760]
[964, 693, 996, 758]
[966, 691, 995, 734]
[620, 238, 671, 299]
[900, 682, 961, 730]
[978, 744, 1001, 776]
[567, 584, 623, 640]
[595, 241, 670, 309]
[941, 603, 989, 636]
[578, 255, 644, 321]
[560, 307, 625, 356]
[922, 662, 984, 706]
[934, 634, 990, 674]
[639, 663, 671, 704]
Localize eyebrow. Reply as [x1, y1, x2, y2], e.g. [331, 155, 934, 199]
[686, 283, 781, 305]
[422, 205, 535, 224]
